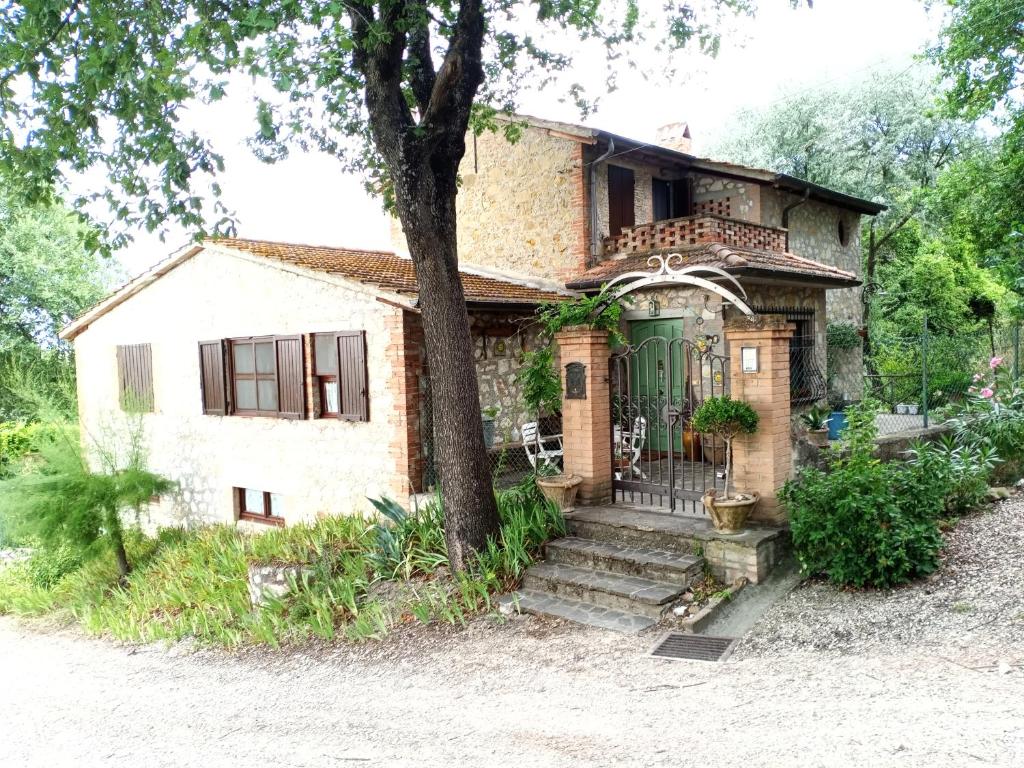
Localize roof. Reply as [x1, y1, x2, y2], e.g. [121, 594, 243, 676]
[211, 238, 570, 305]
[60, 238, 571, 341]
[566, 243, 860, 290]
[507, 113, 886, 216]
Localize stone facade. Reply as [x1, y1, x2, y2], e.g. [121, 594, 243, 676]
[692, 174, 760, 223]
[73, 248, 411, 527]
[392, 126, 590, 283]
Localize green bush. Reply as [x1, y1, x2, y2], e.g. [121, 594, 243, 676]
[782, 401, 945, 588]
[906, 434, 999, 516]
[949, 357, 1024, 481]
[26, 543, 84, 588]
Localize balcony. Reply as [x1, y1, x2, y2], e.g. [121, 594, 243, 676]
[603, 214, 788, 256]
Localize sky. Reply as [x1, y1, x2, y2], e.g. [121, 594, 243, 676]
[109, 0, 947, 278]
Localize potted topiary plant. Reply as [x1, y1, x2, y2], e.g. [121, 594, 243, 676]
[690, 395, 760, 534]
[799, 405, 831, 448]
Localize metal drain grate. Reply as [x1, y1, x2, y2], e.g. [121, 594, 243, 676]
[648, 632, 736, 662]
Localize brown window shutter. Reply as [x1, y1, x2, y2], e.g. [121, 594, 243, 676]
[274, 335, 306, 420]
[336, 331, 369, 422]
[608, 165, 635, 236]
[116, 343, 154, 412]
[198, 340, 228, 415]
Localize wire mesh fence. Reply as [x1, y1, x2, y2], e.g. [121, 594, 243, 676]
[860, 320, 1022, 434]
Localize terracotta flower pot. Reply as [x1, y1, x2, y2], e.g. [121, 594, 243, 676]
[536, 473, 582, 512]
[702, 491, 759, 534]
[806, 428, 829, 448]
[682, 425, 702, 461]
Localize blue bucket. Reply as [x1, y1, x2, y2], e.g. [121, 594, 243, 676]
[828, 411, 848, 441]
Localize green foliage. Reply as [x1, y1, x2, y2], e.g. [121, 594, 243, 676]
[0, 421, 43, 479]
[798, 405, 830, 432]
[948, 357, 1024, 481]
[0, 419, 174, 580]
[0, 1, 758, 244]
[906, 434, 999, 517]
[690, 395, 759, 439]
[516, 347, 562, 418]
[782, 401, 945, 588]
[0, 477, 563, 647]
[25, 544, 84, 589]
[536, 289, 627, 345]
[826, 323, 860, 351]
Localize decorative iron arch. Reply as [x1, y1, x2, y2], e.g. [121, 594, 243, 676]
[597, 254, 755, 317]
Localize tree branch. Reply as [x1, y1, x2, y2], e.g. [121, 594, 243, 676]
[421, 0, 485, 133]
[406, 4, 436, 117]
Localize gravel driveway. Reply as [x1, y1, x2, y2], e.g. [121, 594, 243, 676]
[2, 501, 1023, 767]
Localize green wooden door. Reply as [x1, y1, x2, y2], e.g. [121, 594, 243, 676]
[629, 319, 686, 452]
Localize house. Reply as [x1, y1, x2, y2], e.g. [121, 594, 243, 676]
[62, 115, 882, 528]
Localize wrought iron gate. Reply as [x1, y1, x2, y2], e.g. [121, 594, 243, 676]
[610, 336, 730, 515]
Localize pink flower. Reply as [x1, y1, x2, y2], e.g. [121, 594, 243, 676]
[980, 387, 995, 399]
[990, 356, 1004, 369]
[973, 373, 983, 382]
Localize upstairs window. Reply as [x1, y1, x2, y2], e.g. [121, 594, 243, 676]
[313, 331, 369, 421]
[607, 165, 636, 236]
[116, 343, 154, 412]
[652, 178, 692, 221]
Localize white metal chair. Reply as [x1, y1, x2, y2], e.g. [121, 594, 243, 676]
[521, 421, 564, 470]
[615, 415, 648, 480]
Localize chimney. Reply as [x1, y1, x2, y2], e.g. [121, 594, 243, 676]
[656, 121, 692, 154]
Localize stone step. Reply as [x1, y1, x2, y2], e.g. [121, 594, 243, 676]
[545, 537, 703, 584]
[499, 590, 656, 634]
[522, 562, 686, 619]
[565, 506, 789, 584]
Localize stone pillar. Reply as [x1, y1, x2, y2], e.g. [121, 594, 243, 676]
[555, 326, 613, 506]
[723, 315, 795, 525]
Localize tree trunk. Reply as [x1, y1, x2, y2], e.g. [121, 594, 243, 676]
[393, 159, 502, 572]
[105, 505, 131, 585]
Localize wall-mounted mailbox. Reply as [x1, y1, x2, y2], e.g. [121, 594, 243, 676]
[565, 362, 587, 399]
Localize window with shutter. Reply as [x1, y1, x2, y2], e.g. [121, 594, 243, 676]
[116, 343, 154, 412]
[608, 165, 635, 236]
[312, 330, 369, 421]
[208, 335, 307, 419]
[198, 340, 228, 415]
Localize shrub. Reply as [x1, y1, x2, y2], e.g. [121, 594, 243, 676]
[782, 400, 945, 588]
[949, 357, 1024, 481]
[26, 543, 84, 589]
[906, 434, 999, 516]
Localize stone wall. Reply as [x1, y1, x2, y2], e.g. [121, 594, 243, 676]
[392, 125, 590, 283]
[692, 174, 761, 223]
[73, 248, 410, 528]
[470, 312, 550, 444]
[762, 189, 865, 400]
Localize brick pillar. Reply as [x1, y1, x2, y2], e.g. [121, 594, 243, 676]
[723, 315, 795, 525]
[555, 326, 613, 506]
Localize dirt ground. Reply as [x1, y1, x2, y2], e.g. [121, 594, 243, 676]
[2, 500, 1023, 767]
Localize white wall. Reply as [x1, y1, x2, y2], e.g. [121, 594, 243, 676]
[73, 248, 403, 527]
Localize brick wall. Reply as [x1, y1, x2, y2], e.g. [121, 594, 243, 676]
[603, 214, 788, 256]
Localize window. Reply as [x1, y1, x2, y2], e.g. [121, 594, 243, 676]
[116, 343, 154, 412]
[752, 307, 826, 405]
[237, 487, 284, 526]
[207, 335, 305, 419]
[838, 218, 849, 247]
[652, 178, 691, 221]
[313, 331, 369, 421]
[607, 165, 635, 236]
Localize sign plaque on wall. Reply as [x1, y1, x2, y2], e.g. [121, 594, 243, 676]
[741, 346, 759, 373]
[565, 362, 587, 399]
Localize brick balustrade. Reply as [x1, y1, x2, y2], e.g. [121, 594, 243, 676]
[555, 326, 613, 506]
[603, 214, 788, 256]
[723, 315, 795, 525]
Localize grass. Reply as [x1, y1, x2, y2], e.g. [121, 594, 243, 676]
[0, 478, 563, 648]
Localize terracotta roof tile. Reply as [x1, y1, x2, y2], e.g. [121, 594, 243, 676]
[211, 238, 568, 305]
[566, 243, 859, 289]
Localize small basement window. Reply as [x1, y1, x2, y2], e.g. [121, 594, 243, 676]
[237, 487, 285, 526]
